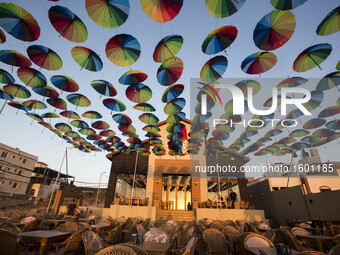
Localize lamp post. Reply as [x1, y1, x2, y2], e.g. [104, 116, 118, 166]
[95, 171, 106, 207]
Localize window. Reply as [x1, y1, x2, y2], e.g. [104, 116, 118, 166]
[19, 157, 22, 160]
[9, 181, 12, 185]
[1, 151, 8, 158]
[115, 174, 147, 200]
[22, 159, 27, 164]
[12, 182, 17, 188]
[0, 165, 2, 170]
[7, 168, 10, 171]
[272, 187, 279, 191]
[18, 170, 22, 176]
[30, 189, 35, 196]
[14, 169, 17, 172]
[13, 155, 15, 159]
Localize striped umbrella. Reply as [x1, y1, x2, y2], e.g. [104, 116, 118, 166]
[200, 55, 228, 84]
[103, 98, 126, 113]
[51, 75, 79, 94]
[17, 67, 47, 89]
[71, 46, 103, 71]
[157, 57, 183, 86]
[133, 103, 155, 112]
[0, 50, 32, 70]
[82, 110, 102, 119]
[3, 84, 31, 99]
[139, 113, 159, 125]
[70, 120, 89, 129]
[162, 84, 184, 103]
[318, 106, 340, 118]
[119, 70, 148, 85]
[0, 69, 15, 84]
[33, 86, 60, 99]
[316, 71, 340, 92]
[154, 35, 183, 62]
[241, 52, 277, 75]
[126, 83, 152, 103]
[302, 118, 326, 130]
[270, 0, 308, 10]
[316, 5, 340, 36]
[92, 120, 110, 130]
[27, 45, 62, 70]
[46, 97, 67, 110]
[23, 100, 47, 110]
[289, 129, 309, 137]
[140, 0, 183, 23]
[91, 80, 117, 98]
[325, 119, 340, 130]
[66, 93, 91, 109]
[205, 0, 246, 18]
[60, 110, 80, 120]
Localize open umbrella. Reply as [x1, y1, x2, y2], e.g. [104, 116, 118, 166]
[289, 129, 309, 137]
[312, 128, 335, 138]
[70, 119, 89, 129]
[133, 103, 155, 112]
[166, 112, 185, 124]
[0, 69, 15, 84]
[60, 110, 80, 120]
[3, 84, 31, 99]
[126, 83, 152, 103]
[91, 80, 117, 97]
[48, 5, 88, 43]
[254, 10, 296, 51]
[302, 90, 324, 111]
[200, 55, 227, 84]
[153, 35, 183, 62]
[118, 124, 136, 135]
[92, 120, 110, 130]
[164, 98, 186, 115]
[205, 0, 246, 18]
[7, 101, 30, 112]
[337, 60, 340, 71]
[27, 45, 62, 70]
[66, 93, 91, 109]
[235, 80, 261, 97]
[106, 34, 141, 67]
[157, 57, 183, 86]
[143, 125, 160, 133]
[0, 28, 6, 44]
[316, 71, 340, 92]
[23, 99, 47, 110]
[51, 75, 79, 94]
[202, 25, 238, 55]
[79, 128, 96, 136]
[276, 77, 308, 90]
[316, 5, 340, 36]
[241, 52, 277, 75]
[318, 106, 340, 118]
[161, 84, 184, 103]
[0, 3, 40, 42]
[325, 119, 340, 130]
[103, 98, 126, 112]
[46, 97, 67, 110]
[119, 70, 148, 85]
[303, 118, 326, 129]
[0, 50, 31, 69]
[55, 122, 72, 133]
[0, 88, 13, 100]
[112, 113, 132, 125]
[33, 86, 59, 99]
[99, 129, 116, 137]
[270, 0, 308, 10]
[85, 0, 130, 28]
[139, 113, 159, 125]
[82, 110, 102, 119]
[140, 0, 183, 22]
[293, 43, 332, 72]
[41, 112, 59, 119]
[71, 46, 103, 71]
[17, 67, 46, 89]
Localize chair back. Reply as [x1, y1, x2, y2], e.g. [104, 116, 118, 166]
[78, 222, 92, 230]
[183, 236, 197, 255]
[291, 227, 311, 237]
[21, 217, 41, 232]
[0, 229, 21, 255]
[82, 230, 105, 253]
[210, 221, 224, 231]
[203, 228, 231, 254]
[263, 229, 275, 243]
[119, 243, 149, 255]
[0, 222, 21, 233]
[278, 227, 304, 252]
[57, 222, 79, 233]
[222, 225, 240, 238]
[64, 228, 87, 251]
[143, 229, 169, 243]
[328, 244, 340, 255]
[96, 245, 136, 255]
[0, 211, 9, 218]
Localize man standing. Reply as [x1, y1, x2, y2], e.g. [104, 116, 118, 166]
[67, 199, 77, 216]
[229, 189, 237, 208]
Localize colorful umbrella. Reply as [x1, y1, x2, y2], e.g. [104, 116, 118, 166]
[202, 25, 238, 55]
[303, 118, 326, 129]
[126, 83, 152, 103]
[325, 119, 340, 130]
[119, 70, 148, 85]
[85, 0, 130, 28]
[337, 60, 340, 71]
[118, 124, 136, 135]
[139, 113, 159, 125]
[0, 88, 13, 100]
[241, 52, 277, 75]
[46, 97, 67, 110]
[161, 84, 184, 103]
[205, 0, 246, 18]
[164, 98, 185, 115]
[103, 98, 126, 112]
[41, 112, 59, 119]
[276, 77, 308, 89]
[99, 129, 116, 137]
[157, 57, 183, 86]
[91, 80, 117, 97]
[293, 43, 332, 72]
[23, 99, 47, 110]
[143, 125, 160, 133]
[264, 129, 282, 138]
[140, 0, 183, 23]
[318, 106, 340, 118]
[316, 71, 340, 92]
[3, 84, 31, 99]
[27, 45, 63, 70]
[200, 55, 228, 84]
[235, 80, 261, 97]
[0, 69, 15, 84]
[153, 35, 183, 62]
[65, 131, 80, 139]
[7, 101, 30, 111]
[48, 5, 88, 43]
[316, 5, 340, 36]
[0, 28, 6, 44]
[70, 119, 89, 129]
[92, 120, 110, 130]
[79, 128, 96, 136]
[133, 103, 155, 112]
[106, 34, 141, 67]
[112, 113, 132, 125]
[289, 129, 309, 137]
[17, 67, 46, 89]
[71, 46, 103, 71]
[312, 128, 335, 138]
[55, 122, 72, 133]
[0, 50, 31, 69]
[25, 113, 43, 124]
[82, 110, 102, 119]
[60, 110, 80, 120]
[0, 3, 40, 42]
[270, 0, 308, 10]
[254, 10, 296, 51]
[51, 75, 79, 93]
[33, 86, 60, 99]
[66, 93, 91, 108]
[166, 112, 185, 124]
[302, 90, 324, 111]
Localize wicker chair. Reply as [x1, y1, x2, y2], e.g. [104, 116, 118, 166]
[48, 228, 87, 255]
[211, 221, 224, 231]
[222, 226, 240, 253]
[20, 216, 41, 232]
[295, 252, 326, 255]
[0, 229, 38, 255]
[203, 229, 233, 255]
[328, 244, 340, 255]
[104, 224, 123, 244]
[0, 222, 21, 233]
[238, 232, 274, 255]
[0, 211, 9, 218]
[182, 226, 195, 248]
[78, 222, 92, 230]
[292, 227, 312, 237]
[172, 236, 198, 255]
[95, 245, 136, 255]
[246, 223, 260, 233]
[56, 222, 79, 233]
[263, 229, 276, 243]
[9, 212, 23, 223]
[118, 243, 148, 255]
[64, 216, 79, 223]
[278, 227, 308, 252]
[82, 230, 108, 255]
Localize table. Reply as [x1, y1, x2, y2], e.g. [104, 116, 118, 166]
[91, 224, 108, 233]
[135, 242, 172, 255]
[245, 247, 300, 255]
[296, 234, 334, 252]
[164, 201, 174, 210]
[42, 219, 65, 229]
[129, 197, 140, 206]
[19, 230, 71, 255]
[78, 218, 88, 222]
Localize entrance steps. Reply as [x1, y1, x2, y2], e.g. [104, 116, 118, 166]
[156, 210, 195, 222]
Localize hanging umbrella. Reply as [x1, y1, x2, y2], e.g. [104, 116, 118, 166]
[254, 10, 296, 51]
[27, 45, 62, 70]
[99, 129, 116, 137]
[166, 112, 185, 124]
[202, 25, 238, 55]
[106, 136, 120, 143]
[326, 119, 340, 130]
[17, 67, 46, 89]
[55, 122, 72, 133]
[316, 71, 340, 92]
[161, 84, 184, 103]
[316, 6, 340, 36]
[164, 98, 185, 115]
[0, 69, 15, 84]
[140, 0, 183, 23]
[286, 109, 304, 119]
[112, 113, 132, 125]
[41, 112, 59, 119]
[3, 84, 31, 99]
[264, 129, 282, 138]
[23, 99, 47, 110]
[65, 131, 80, 139]
[289, 129, 309, 137]
[24, 113, 42, 122]
[33, 86, 60, 99]
[276, 77, 308, 90]
[143, 125, 161, 133]
[126, 83, 152, 103]
[0, 50, 31, 69]
[91, 80, 117, 97]
[92, 120, 110, 130]
[60, 110, 80, 120]
[302, 90, 324, 111]
[0, 3, 40, 42]
[139, 113, 159, 125]
[205, 0, 246, 18]
[46, 97, 67, 110]
[48, 5, 88, 43]
[71, 46, 103, 71]
[133, 103, 155, 112]
[66, 93, 91, 109]
[153, 35, 183, 62]
[118, 124, 136, 135]
[293, 43, 332, 72]
[79, 128, 96, 136]
[235, 80, 261, 97]
[106, 34, 141, 67]
[303, 118, 326, 129]
[241, 52, 277, 75]
[85, 0, 130, 28]
[270, 0, 308, 10]
[157, 57, 183, 86]
[167, 123, 185, 133]
[337, 60, 340, 71]
[82, 110, 102, 119]
[51, 75, 79, 93]
[70, 119, 89, 129]
[200, 55, 228, 84]
[7, 101, 30, 111]
[103, 98, 126, 112]
[0, 28, 6, 44]
[119, 70, 147, 85]
[318, 106, 340, 118]
[312, 128, 335, 138]
[0, 88, 13, 100]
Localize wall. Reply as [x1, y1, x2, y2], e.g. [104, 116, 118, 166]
[31, 183, 59, 203]
[195, 208, 265, 221]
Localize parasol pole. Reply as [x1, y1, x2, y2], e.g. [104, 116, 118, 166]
[0, 100, 8, 114]
[129, 151, 139, 218]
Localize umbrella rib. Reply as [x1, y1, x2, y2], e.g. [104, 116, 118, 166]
[306, 53, 322, 70]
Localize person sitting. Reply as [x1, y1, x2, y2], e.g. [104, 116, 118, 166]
[67, 199, 77, 216]
[229, 189, 237, 209]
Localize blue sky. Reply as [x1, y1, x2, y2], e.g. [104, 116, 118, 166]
[0, 0, 339, 186]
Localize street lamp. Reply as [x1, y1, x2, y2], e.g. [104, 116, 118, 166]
[95, 171, 106, 207]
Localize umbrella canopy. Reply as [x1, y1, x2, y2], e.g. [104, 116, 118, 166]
[303, 118, 326, 129]
[71, 46, 103, 71]
[66, 93, 91, 108]
[153, 35, 183, 62]
[337, 60, 340, 71]
[316, 71, 340, 92]
[8, 101, 30, 111]
[112, 113, 132, 125]
[126, 83, 152, 103]
[205, 0, 246, 18]
[164, 97, 186, 115]
[0, 28, 6, 44]
[162, 84, 184, 103]
[3, 84, 31, 99]
[235, 80, 261, 97]
[133, 103, 155, 112]
[0, 69, 15, 84]
[55, 122, 72, 133]
[119, 70, 148, 85]
[264, 129, 283, 138]
[79, 128, 96, 136]
[293, 43, 332, 72]
[51, 75, 79, 93]
[316, 5, 340, 36]
[33, 86, 60, 99]
[48, 5, 88, 43]
[140, 0, 183, 23]
[0, 3, 40, 42]
[99, 129, 116, 137]
[318, 106, 340, 118]
[202, 25, 238, 55]
[302, 90, 324, 111]
[41, 112, 59, 119]
[270, 0, 308, 10]
[326, 119, 340, 130]
[200, 55, 228, 84]
[118, 124, 136, 135]
[289, 129, 310, 137]
[139, 113, 159, 125]
[85, 0, 130, 28]
[92, 120, 110, 130]
[17, 67, 47, 89]
[23, 99, 47, 110]
[254, 10, 296, 51]
[157, 57, 183, 86]
[27, 45, 62, 70]
[312, 128, 335, 138]
[143, 125, 160, 133]
[70, 119, 89, 129]
[0, 88, 13, 100]
[106, 34, 141, 67]
[25, 113, 43, 124]
[60, 110, 80, 120]
[276, 76, 308, 89]
[166, 112, 186, 124]
[103, 98, 126, 112]
[46, 97, 67, 110]
[241, 52, 277, 75]
[0, 50, 31, 68]
[82, 110, 102, 119]
[91, 80, 117, 97]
